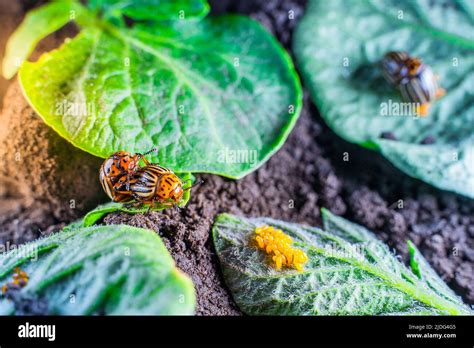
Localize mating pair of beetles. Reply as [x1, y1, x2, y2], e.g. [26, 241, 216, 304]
[99, 149, 198, 208]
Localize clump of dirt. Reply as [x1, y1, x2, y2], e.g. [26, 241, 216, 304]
[0, 0, 472, 317]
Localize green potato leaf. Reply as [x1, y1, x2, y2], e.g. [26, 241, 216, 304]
[294, 0, 474, 198]
[64, 200, 187, 231]
[2, 1, 86, 79]
[407, 240, 463, 306]
[0, 225, 195, 315]
[88, 0, 210, 21]
[9, 0, 302, 179]
[212, 210, 472, 315]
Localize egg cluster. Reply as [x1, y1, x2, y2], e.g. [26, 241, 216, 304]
[254, 225, 308, 271]
[1, 267, 29, 294]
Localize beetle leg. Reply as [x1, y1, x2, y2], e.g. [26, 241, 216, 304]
[113, 185, 135, 203]
[137, 148, 157, 166]
[113, 193, 134, 203]
[136, 153, 151, 166]
[114, 188, 133, 195]
[148, 199, 156, 212]
[416, 103, 430, 117]
[115, 190, 132, 196]
[121, 201, 136, 209]
[126, 174, 131, 191]
[123, 173, 138, 191]
[115, 177, 137, 192]
[158, 199, 175, 208]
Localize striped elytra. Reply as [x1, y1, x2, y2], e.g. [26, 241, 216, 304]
[99, 164, 115, 200]
[130, 165, 184, 203]
[112, 164, 185, 206]
[381, 51, 443, 115]
[399, 65, 438, 104]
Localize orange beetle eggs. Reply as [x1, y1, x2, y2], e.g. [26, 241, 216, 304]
[254, 225, 308, 271]
[12, 267, 29, 287]
[1, 267, 29, 294]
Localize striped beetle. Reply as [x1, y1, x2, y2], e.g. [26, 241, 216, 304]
[114, 164, 199, 208]
[381, 51, 444, 116]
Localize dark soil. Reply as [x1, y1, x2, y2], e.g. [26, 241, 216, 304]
[0, 0, 472, 315]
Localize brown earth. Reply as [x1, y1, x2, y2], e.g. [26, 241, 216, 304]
[0, 0, 106, 245]
[0, 0, 472, 316]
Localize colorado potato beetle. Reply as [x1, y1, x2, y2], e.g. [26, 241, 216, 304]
[99, 148, 156, 201]
[114, 164, 201, 208]
[381, 51, 445, 116]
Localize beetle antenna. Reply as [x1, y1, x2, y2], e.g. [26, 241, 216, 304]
[184, 179, 205, 191]
[143, 148, 158, 156]
[136, 148, 158, 165]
